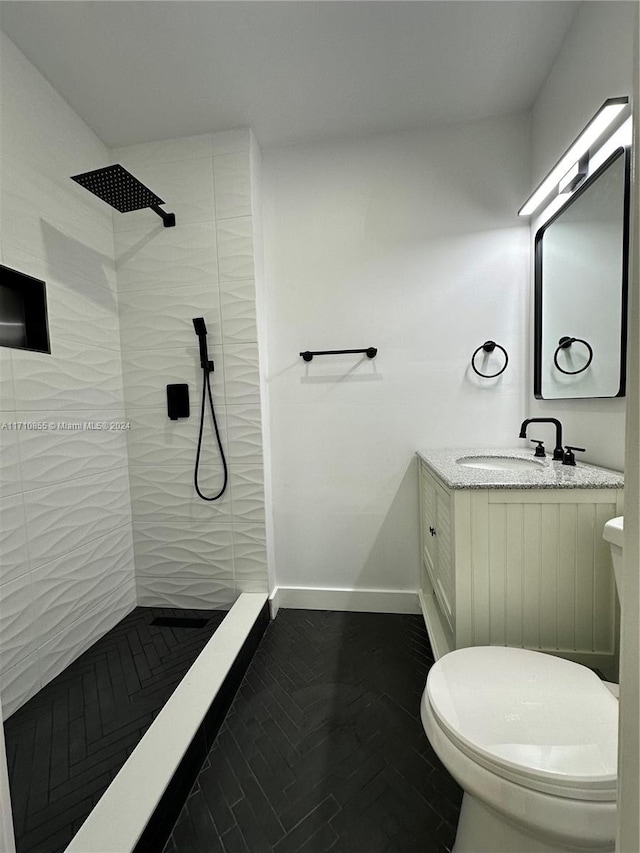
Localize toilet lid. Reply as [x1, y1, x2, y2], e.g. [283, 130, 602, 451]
[427, 646, 618, 799]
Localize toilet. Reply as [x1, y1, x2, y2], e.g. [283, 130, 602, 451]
[421, 516, 624, 853]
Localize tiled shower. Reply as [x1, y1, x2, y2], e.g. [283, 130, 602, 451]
[0, 33, 269, 721]
[114, 131, 269, 609]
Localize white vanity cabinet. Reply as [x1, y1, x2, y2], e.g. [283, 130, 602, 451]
[418, 454, 624, 676]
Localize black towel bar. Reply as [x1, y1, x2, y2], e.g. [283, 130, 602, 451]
[300, 347, 378, 362]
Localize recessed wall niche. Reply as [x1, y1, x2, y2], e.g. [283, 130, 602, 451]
[0, 264, 50, 353]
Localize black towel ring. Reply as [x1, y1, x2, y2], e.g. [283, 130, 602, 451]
[471, 341, 509, 378]
[553, 336, 593, 375]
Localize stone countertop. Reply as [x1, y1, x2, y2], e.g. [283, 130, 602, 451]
[417, 448, 624, 490]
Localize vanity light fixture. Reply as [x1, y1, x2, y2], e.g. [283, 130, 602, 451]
[558, 155, 588, 194]
[519, 96, 629, 217]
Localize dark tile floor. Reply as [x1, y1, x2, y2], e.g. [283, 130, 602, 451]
[164, 610, 462, 853]
[4, 606, 226, 853]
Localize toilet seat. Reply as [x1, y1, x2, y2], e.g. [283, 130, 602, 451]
[426, 646, 618, 801]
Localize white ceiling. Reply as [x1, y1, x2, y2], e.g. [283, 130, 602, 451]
[0, 1, 581, 150]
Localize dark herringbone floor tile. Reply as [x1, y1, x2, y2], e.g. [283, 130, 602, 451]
[165, 610, 462, 853]
[4, 606, 226, 853]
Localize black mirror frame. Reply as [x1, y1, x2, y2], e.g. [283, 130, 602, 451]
[533, 145, 631, 400]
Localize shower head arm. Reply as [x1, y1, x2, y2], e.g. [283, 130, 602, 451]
[150, 204, 176, 228]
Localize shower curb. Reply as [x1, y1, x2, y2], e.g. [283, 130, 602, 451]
[64, 593, 270, 853]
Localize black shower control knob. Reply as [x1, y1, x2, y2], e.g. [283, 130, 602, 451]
[429, 526, 436, 536]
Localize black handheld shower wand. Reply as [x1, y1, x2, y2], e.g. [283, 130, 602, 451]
[192, 317, 213, 372]
[192, 317, 227, 501]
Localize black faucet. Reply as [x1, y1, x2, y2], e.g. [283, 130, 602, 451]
[519, 418, 564, 461]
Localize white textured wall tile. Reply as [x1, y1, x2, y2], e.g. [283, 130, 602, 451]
[113, 159, 214, 233]
[11, 341, 124, 412]
[211, 129, 251, 157]
[135, 575, 236, 609]
[232, 524, 268, 592]
[133, 522, 233, 578]
[220, 288, 257, 344]
[1, 33, 112, 232]
[126, 406, 227, 469]
[0, 573, 38, 673]
[38, 580, 136, 689]
[129, 464, 231, 524]
[0, 652, 41, 719]
[2, 166, 115, 265]
[225, 406, 263, 464]
[0, 32, 137, 717]
[0, 348, 14, 412]
[18, 249, 119, 297]
[31, 526, 134, 646]
[45, 272, 121, 353]
[115, 222, 218, 293]
[0, 496, 29, 585]
[219, 278, 256, 304]
[231, 465, 265, 522]
[17, 410, 129, 488]
[118, 284, 221, 352]
[113, 134, 212, 169]
[223, 344, 260, 404]
[121, 345, 224, 409]
[217, 217, 255, 281]
[23, 467, 132, 568]
[112, 135, 266, 607]
[0, 429, 21, 497]
[214, 153, 252, 220]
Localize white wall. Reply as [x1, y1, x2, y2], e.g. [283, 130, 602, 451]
[262, 116, 531, 598]
[0, 34, 136, 718]
[113, 130, 269, 605]
[528, 1, 637, 471]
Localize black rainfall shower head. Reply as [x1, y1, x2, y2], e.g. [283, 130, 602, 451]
[71, 164, 176, 227]
[192, 317, 207, 337]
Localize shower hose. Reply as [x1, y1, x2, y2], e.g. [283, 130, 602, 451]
[194, 366, 228, 501]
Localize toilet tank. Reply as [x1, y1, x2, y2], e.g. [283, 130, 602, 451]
[603, 517, 623, 593]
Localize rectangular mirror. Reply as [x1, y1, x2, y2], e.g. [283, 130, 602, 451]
[534, 146, 630, 399]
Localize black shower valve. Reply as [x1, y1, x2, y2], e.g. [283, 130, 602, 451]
[167, 383, 189, 420]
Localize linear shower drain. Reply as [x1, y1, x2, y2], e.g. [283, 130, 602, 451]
[151, 616, 210, 628]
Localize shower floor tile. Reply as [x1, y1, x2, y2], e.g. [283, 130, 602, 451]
[4, 606, 226, 853]
[163, 610, 462, 853]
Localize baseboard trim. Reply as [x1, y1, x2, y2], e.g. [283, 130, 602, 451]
[269, 587, 280, 619]
[274, 586, 420, 614]
[65, 593, 269, 853]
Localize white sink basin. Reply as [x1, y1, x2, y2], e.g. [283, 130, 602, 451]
[456, 455, 545, 472]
